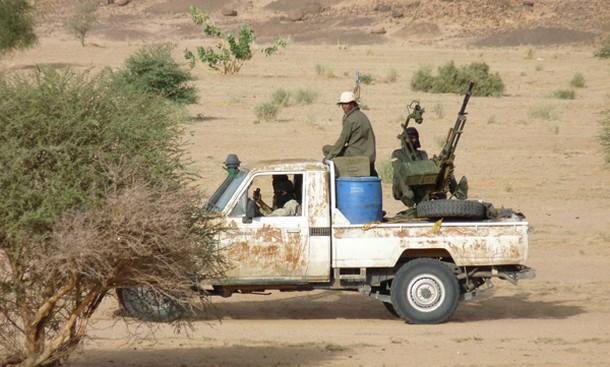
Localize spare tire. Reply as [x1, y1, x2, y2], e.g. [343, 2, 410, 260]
[416, 200, 485, 220]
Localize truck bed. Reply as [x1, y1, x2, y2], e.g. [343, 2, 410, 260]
[331, 210, 528, 268]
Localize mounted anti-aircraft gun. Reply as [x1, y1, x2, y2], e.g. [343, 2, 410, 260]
[391, 81, 474, 215]
[431, 80, 474, 200]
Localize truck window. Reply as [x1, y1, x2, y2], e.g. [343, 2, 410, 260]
[230, 173, 303, 217]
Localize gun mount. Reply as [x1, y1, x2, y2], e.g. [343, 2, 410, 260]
[391, 81, 474, 210]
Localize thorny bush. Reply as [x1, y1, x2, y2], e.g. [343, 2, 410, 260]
[0, 67, 225, 367]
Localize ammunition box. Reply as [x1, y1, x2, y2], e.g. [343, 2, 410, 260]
[333, 156, 370, 177]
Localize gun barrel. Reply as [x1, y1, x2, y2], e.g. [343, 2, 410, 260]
[458, 81, 475, 115]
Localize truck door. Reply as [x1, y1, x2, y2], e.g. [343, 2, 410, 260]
[222, 172, 312, 282]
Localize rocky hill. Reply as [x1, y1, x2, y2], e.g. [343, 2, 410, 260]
[38, 0, 610, 47]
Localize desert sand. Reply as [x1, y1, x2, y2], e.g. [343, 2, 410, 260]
[3, 0, 610, 366]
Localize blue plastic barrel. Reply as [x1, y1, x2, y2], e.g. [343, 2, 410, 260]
[336, 177, 383, 224]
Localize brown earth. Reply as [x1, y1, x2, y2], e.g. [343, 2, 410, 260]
[3, 0, 610, 366]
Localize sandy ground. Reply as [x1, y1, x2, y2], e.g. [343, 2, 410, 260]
[3, 0, 610, 366]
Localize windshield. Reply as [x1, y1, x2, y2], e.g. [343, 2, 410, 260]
[205, 169, 248, 212]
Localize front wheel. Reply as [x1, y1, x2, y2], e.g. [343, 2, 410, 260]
[117, 287, 183, 322]
[390, 258, 459, 324]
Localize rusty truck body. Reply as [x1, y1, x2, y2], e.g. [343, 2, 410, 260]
[198, 156, 534, 324]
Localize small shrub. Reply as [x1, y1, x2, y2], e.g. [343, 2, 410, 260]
[552, 89, 575, 100]
[528, 105, 558, 121]
[595, 231, 610, 242]
[549, 121, 560, 135]
[524, 47, 535, 60]
[184, 6, 286, 74]
[535, 64, 544, 71]
[360, 72, 374, 85]
[315, 64, 324, 76]
[295, 88, 319, 105]
[315, 64, 335, 78]
[272, 88, 291, 106]
[411, 61, 504, 97]
[594, 34, 610, 59]
[386, 68, 398, 83]
[487, 115, 496, 124]
[570, 73, 586, 88]
[118, 43, 197, 104]
[255, 102, 279, 121]
[411, 65, 435, 92]
[64, 0, 98, 47]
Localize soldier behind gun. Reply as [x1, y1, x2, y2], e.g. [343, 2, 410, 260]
[391, 127, 468, 209]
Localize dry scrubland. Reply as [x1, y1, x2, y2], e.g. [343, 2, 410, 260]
[3, 0, 610, 366]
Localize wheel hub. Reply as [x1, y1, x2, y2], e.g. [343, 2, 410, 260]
[408, 274, 445, 312]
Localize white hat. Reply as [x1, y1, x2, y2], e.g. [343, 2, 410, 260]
[337, 91, 357, 104]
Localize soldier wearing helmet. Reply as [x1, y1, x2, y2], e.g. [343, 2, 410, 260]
[322, 91, 378, 176]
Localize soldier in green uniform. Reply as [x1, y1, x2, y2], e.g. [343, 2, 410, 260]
[392, 127, 468, 211]
[323, 91, 378, 177]
[391, 127, 431, 208]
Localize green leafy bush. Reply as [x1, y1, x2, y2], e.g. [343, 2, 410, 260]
[360, 72, 374, 85]
[118, 43, 197, 104]
[552, 89, 575, 100]
[528, 104, 559, 121]
[594, 34, 610, 59]
[411, 61, 505, 97]
[272, 88, 291, 106]
[184, 6, 286, 74]
[295, 88, 319, 105]
[255, 102, 279, 121]
[0, 0, 37, 55]
[570, 73, 586, 88]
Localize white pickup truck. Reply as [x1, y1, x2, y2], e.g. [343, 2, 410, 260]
[118, 154, 535, 324]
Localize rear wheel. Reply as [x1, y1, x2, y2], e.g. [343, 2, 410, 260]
[117, 287, 183, 322]
[390, 258, 460, 324]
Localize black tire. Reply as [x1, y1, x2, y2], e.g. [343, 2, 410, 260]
[117, 287, 183, 323]
[382, 301, 401, 318]
[390, 258, 460, 324]
[416, 199, 485, 220]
